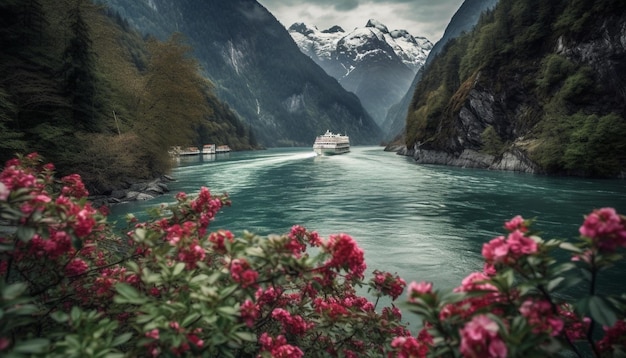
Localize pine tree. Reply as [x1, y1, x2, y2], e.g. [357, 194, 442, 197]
[62, 0, 98, 131]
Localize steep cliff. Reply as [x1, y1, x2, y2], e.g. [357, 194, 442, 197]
[399, 0, 626, 177]
[382, 0, 498, 139]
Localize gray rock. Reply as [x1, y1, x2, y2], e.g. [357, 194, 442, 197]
[129, 183, 147, 191]
[125, 191, 140, 200]
[136, 193, 155, 201]
[110, 190, 127, 199]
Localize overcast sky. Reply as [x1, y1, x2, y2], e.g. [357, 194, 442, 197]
[256, 0, 465, 42]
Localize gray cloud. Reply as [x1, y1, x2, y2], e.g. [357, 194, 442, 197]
[334, 0, 360, 12]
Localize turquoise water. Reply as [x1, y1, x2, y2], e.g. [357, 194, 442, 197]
[109, 146, 626, 327]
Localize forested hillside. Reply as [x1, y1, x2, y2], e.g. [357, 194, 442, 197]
[100, 0, 382, 147]
[0, 0, 256, 193]
[402, 0, 626, 177]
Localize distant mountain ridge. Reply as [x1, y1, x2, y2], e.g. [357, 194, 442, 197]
[289, 20, 433, 126]
[99, 0, 382, 146]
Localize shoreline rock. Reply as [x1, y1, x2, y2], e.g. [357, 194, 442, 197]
[89, 175, 176, 207]
[394, 144, 539, 174]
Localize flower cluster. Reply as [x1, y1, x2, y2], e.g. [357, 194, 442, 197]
[3, 153, 626, 357]
[370, 269, 407, 300]
[579, 207, 626, 252]
[459, 314, 507, 358]
[403, 211, 626, 357]
[258, 333, 303, 358]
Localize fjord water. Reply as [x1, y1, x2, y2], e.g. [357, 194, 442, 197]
[110, 146, 626, 321]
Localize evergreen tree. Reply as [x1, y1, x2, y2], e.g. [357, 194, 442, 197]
[62, 0, 98, 131]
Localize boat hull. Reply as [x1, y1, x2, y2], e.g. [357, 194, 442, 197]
[313, 147, 350, 155]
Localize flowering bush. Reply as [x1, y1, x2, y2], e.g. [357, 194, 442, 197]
[1, 153, 626, 357]
[407, 212, 626, 357]
[0, 154, 408, 357]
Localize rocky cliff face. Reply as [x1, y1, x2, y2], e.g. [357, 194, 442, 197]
[382, 0, 499, 139]
[394, 0, 626, 177]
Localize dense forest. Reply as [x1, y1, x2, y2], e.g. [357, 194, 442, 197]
[404, 0, 626, 177]
[0, 0, 256, 194]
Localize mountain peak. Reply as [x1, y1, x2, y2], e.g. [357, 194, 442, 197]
[289, 18, 432, 126]
[322, 25, 344, 34]
[365, 19, 389, 33]
[288, 22, 316, 35]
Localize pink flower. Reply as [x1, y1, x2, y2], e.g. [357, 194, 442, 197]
[460, 315, 507, 358]
[187, 334, 204, 347]
[65, 259, 89, 277]
[240, 299, 259, 328]
[208, 230, 234, 253]
[579, 208, 626, 252]
[519, 299, 563, 336]
[145, 329, 159, 340]
[324, 233, 366, 280]
[504, 215, 527, 232]
[258, 333, 303, 358]
[391, 335, 429, 358]
[60, 174, 89, 198]
[73, 206, 97, 237]
[407, 281, 433, 303]
[0, 337, 10, 351]
[230, 259, 258, 288]
[506, 230, 537, 255]
[271, 308, 314, 335]
[482, 230, 537, 265]
[371, 270, 406, 300]
[596, 319, 626, 354]
[0, 182, 9, 201]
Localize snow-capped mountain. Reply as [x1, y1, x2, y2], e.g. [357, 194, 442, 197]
[289, 19, 433, 125]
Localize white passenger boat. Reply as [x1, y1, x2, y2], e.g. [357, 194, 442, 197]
[313, 130, 350, 155]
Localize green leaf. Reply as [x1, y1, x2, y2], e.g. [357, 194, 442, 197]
[70, 306, 81, 323]
[559, 242, 583, 253]
[114, 283, 146, 305]
[111, 332, 133, 346]
[2, 282, 28, 300]
[219, 284, 239, 299]
[50, 311, 69, 323]
[552, 262, 577, 276]
[233, 331, 256, 342]
[588, 295, 617, 327]
[217, 306, 238, 316]
[182, 313, 200, 327]
[13, 338, 49, 353]
[16, 226, 35, 242]
[172, 262, 185, 276]
[190, 274, 210, 284]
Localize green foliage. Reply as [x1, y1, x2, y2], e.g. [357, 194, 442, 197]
[0, 0, 257, 193]
[536, 54, 577, 95]
[532, 111, 626, 176]
[481, 125, 505, 155]
[404, 0, 626, 176]
[559, 68, 595, 103]
[562, 113, 626, 176]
